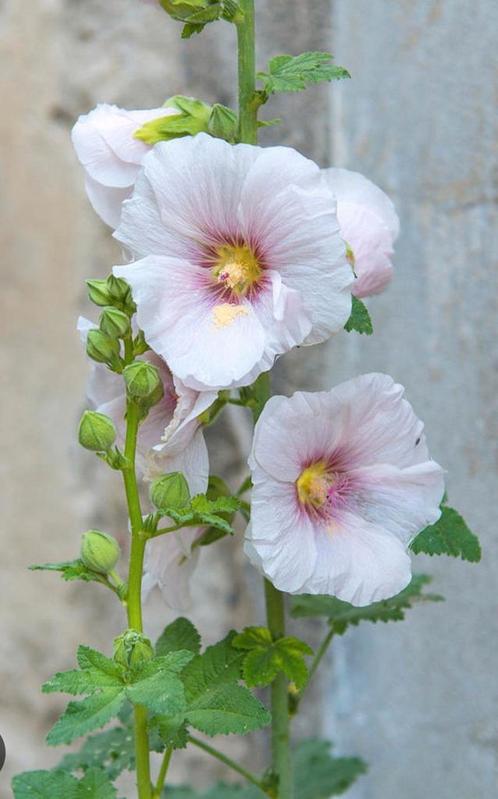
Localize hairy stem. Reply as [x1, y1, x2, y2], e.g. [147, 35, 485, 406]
[265, 579, 293, 799]
[188, 736, 267, 793]
[236, 0, 258, 145]
[122, 400, 152, 799]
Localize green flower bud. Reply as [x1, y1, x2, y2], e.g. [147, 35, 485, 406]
[150, 472, 191, 511]
[80, 530, 121, 575]
[86, 275, 135, 314]
[86, 328, 121, 369]
[123, 361, 163, 408]
[78, 410, 117, 452]
[113, 630, 154, 670]
[99, 307, 130, 339]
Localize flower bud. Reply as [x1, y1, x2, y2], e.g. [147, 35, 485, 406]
[113, 630, 154, 670]
[80, 530, 121, 574]
[123, 361, 163, 408]
[78, 410, 117, 452]
[99, 307, 130, 339]
[86, 328, 121, 369]
[150, 472, 191, 511]
[86, 275, 135, 314]
[208, 104, 238, 143]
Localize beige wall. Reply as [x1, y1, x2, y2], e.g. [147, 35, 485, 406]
[0, 1, 496, 797]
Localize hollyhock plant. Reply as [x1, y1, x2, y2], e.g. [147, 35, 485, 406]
[246, 373, 445, 605]
[323, 168, 400, 298]
[19, 6, 481, 799]
[113, 133, 353, 390]
[72, 103, 180, 228]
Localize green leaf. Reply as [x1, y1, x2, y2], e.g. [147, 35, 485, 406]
[156, 617, 202, 657]
[47, 689, 126, 746]
[258, 51, 350, 95]
[344, 296, 373, 335]
[59, 726, 135, 780]
[410, 505, 481, 561]
[181, 22, 205, 38]
[12, 770, 81, 799]
[294, 739, 367, 798]
[126, 654, 191, 716]
[185, 682, 271, 736]
[12, 768, 118, 799]
[30, 559, 109, 586]
[78, 768, 118, 799]
[182, 633, 244, 699]
[43, 646, 122, 695]
[168, 786, 261, 799]
[233, 628, 313, 689]
[291, 574, 443, 634]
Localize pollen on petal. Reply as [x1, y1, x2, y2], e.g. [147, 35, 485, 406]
[212, 303, 249, 328]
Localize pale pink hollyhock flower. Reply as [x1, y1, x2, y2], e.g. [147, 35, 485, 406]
[245, 373, 444, 606]
[322, 168, 400, 298]
[71, 104, 179, 228]
[78, 318, 216, 608]
[113, 133, 353, 391]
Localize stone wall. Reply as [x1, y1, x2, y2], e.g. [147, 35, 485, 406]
[0, 1, 496, 797]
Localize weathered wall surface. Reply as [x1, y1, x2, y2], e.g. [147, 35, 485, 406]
[0, 0, 496, 797]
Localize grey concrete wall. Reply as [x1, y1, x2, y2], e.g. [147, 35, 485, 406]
[0, 0, 496, 797]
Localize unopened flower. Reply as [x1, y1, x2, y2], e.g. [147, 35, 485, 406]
[142, 527, 202, 610]
[245, 373, 444, 606]
[77, 317, 216, 480]
[113, 133, 353, 390]
[72, 104, 179, 227]
[322, 168, 400, 298]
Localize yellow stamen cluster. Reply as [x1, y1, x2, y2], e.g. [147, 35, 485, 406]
[213, 244, 262, 296]
[345, 241, 356, 270]
[296, 461, 332, 508]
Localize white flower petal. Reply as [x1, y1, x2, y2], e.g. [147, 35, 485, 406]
[84, 175, 131, 229]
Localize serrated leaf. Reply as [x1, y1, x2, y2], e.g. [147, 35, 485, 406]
[156, 617, 201, 657]
[258, 51, 350, 95]
[291, 575, 443, 633]
[410, 505, 481, 561]
[47, 689, 126, 746]
[185, 682, 271, 736]
[154, 715, 189, 750]
[233, 629, 312, 689]
[12, 770, 81, 799]
[126, 654, 191, 716]
[78, 768, 118, 799]
[59, 726, 135, 780]
[182, 633, 244, 700]
[43, 647, 122, 695]
[294, 739, 367, 798]
[181, 22, 205, 38]
[344, 296, 373, 335]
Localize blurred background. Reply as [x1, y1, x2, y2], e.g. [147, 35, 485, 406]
[1, 0, 497, 797]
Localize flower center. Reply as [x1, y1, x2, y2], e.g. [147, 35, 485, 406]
[296, 461, 335, 509]
[212, 244, 262, 296]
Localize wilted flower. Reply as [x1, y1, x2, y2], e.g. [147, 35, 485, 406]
[72, 104, 179, 227]
[113, 133, 353, 390]
[323, 168, 400, 298]
[245, 373, 444, 606]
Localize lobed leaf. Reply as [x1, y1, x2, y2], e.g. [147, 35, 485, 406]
[46, 690, 126, 746]
[258, 51, 350, 95]
[344, 296, 373, 335]
[291, 574, 443, 634]
[185, 682, 271, 736]
[233, 628, 313, 689]
[294, 739, 367, 798]
[410, 505, 481, 561]
[12, 768, 118, 799]
[59, 726, 135, 780]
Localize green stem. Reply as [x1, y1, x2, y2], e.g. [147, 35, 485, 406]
[264, 579, 293, 799]
[152, 746, 173, 799]
[121, 399, 152, 799]
[297, 627, 334, 703]
[188, 735, 268, 794]
[236, 0, 258, 144]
